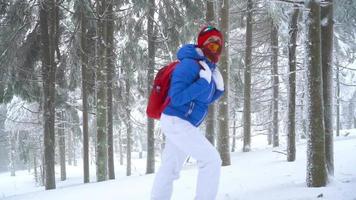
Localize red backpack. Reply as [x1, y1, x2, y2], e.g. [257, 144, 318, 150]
[146, 61, 180, 119]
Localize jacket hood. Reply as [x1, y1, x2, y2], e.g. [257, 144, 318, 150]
[177, 44, 216, 70]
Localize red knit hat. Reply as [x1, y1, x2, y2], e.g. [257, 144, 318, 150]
[197, 26, 223, 47]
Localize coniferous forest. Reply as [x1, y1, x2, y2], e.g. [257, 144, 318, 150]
[0, 0, 356, 199]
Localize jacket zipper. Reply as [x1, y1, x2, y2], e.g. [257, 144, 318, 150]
[185, 102, 195, 117]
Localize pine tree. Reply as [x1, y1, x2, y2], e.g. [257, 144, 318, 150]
[146, 0, 156, 175]
[287, 4, 299, 162]
[40, 0, 57, 190]
[106, 1, 115, 180]
[125, 71, 132, 176]
[0, 0, 41, 104]
[95, 0, 108, 182]
[79, 0, 90, 183]
[270, 18, 279, 148]
[243, 0, 253, 152]
[305, 0, 328, 187]
[58, 111, 66, 181]
[321, 0, 334, 176]
[217, 0, 231, 166]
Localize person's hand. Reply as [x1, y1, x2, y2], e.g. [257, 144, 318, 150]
[199, 61, 212, 84]
[212, 68, 224, 91]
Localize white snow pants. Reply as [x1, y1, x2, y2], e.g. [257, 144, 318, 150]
[151, 114, 222, 200]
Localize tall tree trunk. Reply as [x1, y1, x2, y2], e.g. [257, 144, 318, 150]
[271, 19, 279, 147]
[119, 129, 124, 165]
[205, 0, 216, 146]
[217, 0, 231, 166]
[146, 0, 156, 175]
[335, 41, 340, 137]
[321, 0, 334, 176]
[96, 0, 108, 182]
[9, 131, 16, 176]
[300, 89, 307, 139]
[106, 2, 115, 180]
[34, 153, 38, 183]
[287, 5, 299, 162]
[267, 104, 272, 145]
[305, 0, 327, 187]
[348, 100, 354, 129]
[59, 111, 66, 180]
[80, 2, 90, 183]
[72, 130, 77, 166]
[40, 0, 56, 190]
[243, 0, 253, 152]
[67, 129, 73, 165]
[231, 112, 236, 152]
[125, 76, 132, 176]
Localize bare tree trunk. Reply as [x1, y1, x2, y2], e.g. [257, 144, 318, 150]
[321, 0, 334, 176]
[34, 153, 38, 183]
[146, 0, 156, 175]
[217, 0, 231, 166]
[125, 76, 132, 176]
[106, 2, 115, 180]
[335, 41, 340, 137]
[305, 0, 328, 187]
[9, 131, 16, 176]
[67, 130, 72, 165]
[96, 0, 108, 182]
[205, 0, 216, 146]
[267, 104, 272, 145]
[347, 100, 354, 129]
[243, 0, 253, 152]
[41, 154, 45, 186]
[119, 129, 123, 165]
[300, 90, 307, 139]
[73, 132, 77, 166]
[59, 111, 66, 181]
[40, 0, 57, 190]
[271, 19, 279, 148]
[80, 2, 90, 183]
[287, 5, 299, 162]
[231, 112, 236, 152]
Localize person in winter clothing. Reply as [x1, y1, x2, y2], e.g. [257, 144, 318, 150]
[151, 26, 225, 200]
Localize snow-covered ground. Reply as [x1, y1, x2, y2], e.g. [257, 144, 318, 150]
[1, 131, 356, 200]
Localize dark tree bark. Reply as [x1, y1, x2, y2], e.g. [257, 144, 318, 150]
[335, 40, 340, 137]
[125, 76, 132, 176]
[305, 0, 328, 187]
[146, 0, 156, 175]
[96, 0, 108, 182]
[58, 111, 66, 181]
[287, 5, 299, 162]
[243, 0, 253, 152]
[80, 2, 90, 183]
[40, 0, 57, 190]
[321, 0, 334, 176]
[271, 19, 279, 148]
[268, 104, 272, 145]
[67, 129, 73, 165]
[106, 2, 115, 180]
[217, 0, 231, 166]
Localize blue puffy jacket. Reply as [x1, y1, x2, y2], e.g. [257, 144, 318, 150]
[163, 44, 224, 127]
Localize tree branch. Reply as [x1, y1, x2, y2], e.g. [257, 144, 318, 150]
[274, 0, 304, 5]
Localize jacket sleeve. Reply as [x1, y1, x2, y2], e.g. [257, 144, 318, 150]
[209, 89, 224, 104]
[168, 59, 210, 106]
